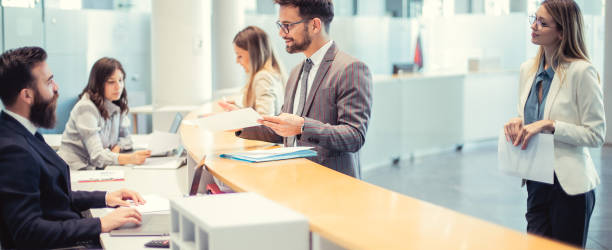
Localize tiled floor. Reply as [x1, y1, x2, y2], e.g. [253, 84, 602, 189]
[363, 141, 611, 249]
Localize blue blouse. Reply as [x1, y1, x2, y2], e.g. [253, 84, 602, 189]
[524, 61, 555, 125]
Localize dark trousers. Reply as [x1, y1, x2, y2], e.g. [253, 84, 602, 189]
[526, 175, 595, 248]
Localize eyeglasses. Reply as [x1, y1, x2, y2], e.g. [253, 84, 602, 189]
[528, 15, 553, 29]
[275, 18, 311, 34]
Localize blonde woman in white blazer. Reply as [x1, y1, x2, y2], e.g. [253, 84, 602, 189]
[503, 0, 604, 247]
[218, 26, 285, 116]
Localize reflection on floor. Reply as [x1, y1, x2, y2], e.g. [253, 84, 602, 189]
[363, 141, 611, 250]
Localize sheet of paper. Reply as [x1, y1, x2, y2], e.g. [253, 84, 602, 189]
[497, 130, 554, 184]
[133, 157, 185, 169]
[130, 194, 169, 214]
[70, 170, 124, 183]
[234, 146, 314, 159]
[196, 108, 262, 132]
[147, 131, 180, 156]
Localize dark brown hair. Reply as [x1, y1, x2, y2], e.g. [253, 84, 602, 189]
[80, 57, 128, 119]
[234, 26, 282, 109]
[0, 46, 47, 106]
[274, 0, 334, 32]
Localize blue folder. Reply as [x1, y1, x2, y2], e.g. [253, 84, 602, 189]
[219, 147, 317, 163]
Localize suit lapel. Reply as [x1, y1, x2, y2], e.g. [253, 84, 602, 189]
[284, 61, 304, 114]
[0, 112, 71, 191]
[302, 43, 338, 116]
[543, 68, 563, 119]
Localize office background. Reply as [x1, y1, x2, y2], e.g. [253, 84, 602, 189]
[0, 0, 610, 248]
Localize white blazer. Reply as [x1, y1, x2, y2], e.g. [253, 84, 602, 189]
[518, 58, 605, 195]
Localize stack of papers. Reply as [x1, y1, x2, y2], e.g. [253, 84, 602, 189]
[130, 194, 170, 214]
[220, 146, 317, 163]
[71, 170, 125, 183]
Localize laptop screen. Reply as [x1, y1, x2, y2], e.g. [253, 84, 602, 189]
[169, 113, 183, 134]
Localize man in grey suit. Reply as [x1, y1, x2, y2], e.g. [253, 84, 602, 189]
[231, 0, 372, 178]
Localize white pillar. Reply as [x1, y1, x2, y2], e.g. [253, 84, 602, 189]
[150, 0, 212, 131]
[211, 0, 245, 91]
[151, 0, 212, 106]
[604, 0, 612, 143]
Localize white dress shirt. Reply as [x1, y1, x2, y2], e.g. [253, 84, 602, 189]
[3, 109, 37, 135]
[292, 40, 334, 115]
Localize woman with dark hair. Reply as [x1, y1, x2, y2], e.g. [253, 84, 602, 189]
[217, 26, 285, 115]
[503, 0, 604, 247]
[59, 57, 150, 170]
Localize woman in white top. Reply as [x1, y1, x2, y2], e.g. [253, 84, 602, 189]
[503, 0, 604, 247]
[58, 57, 151, 170]
[218, 26, 284, 115]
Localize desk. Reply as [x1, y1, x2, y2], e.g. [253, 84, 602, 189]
[71, 134, 188, 250]
[73, 105, 573, 249]
[178, 106, 574, 250]
[72, 165, 188, 249]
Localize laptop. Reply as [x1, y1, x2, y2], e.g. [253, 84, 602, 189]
[109, 213, 170, 236]
[149, 113, 184, 157]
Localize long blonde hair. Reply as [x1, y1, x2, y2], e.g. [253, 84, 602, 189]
[233, 26, 283, 109]
[531, 0, 589, 79]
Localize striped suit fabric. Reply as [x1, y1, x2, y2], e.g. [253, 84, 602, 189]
[238, 42, 373, 178]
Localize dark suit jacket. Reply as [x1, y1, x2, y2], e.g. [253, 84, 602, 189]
[239, 42, 373, 178]
[0, 111, 106, 249]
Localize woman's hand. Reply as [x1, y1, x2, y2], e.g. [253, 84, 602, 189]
[111, 145, 120, 153]
[217, 100, 240, 112]
[504, 117, 523, 143]
[118, 150, 151, 165]
[514, 120, 555, 150]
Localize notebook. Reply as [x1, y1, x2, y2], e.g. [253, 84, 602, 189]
[219, 146, 317, 163]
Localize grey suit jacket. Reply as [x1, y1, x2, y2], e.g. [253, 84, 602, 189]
[238, 42, 373, 178]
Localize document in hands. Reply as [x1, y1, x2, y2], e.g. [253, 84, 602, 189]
[195, 108, 262, 132]
[220, 146, 317, 163]
[497, 130, 554, 184]
[70, 170, 125, 183]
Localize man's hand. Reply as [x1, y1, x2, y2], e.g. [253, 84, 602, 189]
[106, 188, 146, 207]
[258, 113, 305, 137]
[100, 207, 142, 233]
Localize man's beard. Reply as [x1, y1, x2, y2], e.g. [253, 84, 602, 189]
[30, 89, 58, 129]
[286, 26, 312, 54]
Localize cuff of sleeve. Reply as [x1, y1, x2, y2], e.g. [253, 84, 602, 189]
[118, 137, 133, 151]
[93, 191, 108, 208]
[112, 152, 120, 165]
[298, 118, 317, 143]
[83, 217, 103, 237]
[553, 120, 569, 142]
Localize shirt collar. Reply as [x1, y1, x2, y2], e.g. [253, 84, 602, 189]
[537, 60, 555, 79]
[104, 98, 121, 116]
[3, 109, 38, 135]
[307, 40, 334, 67]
